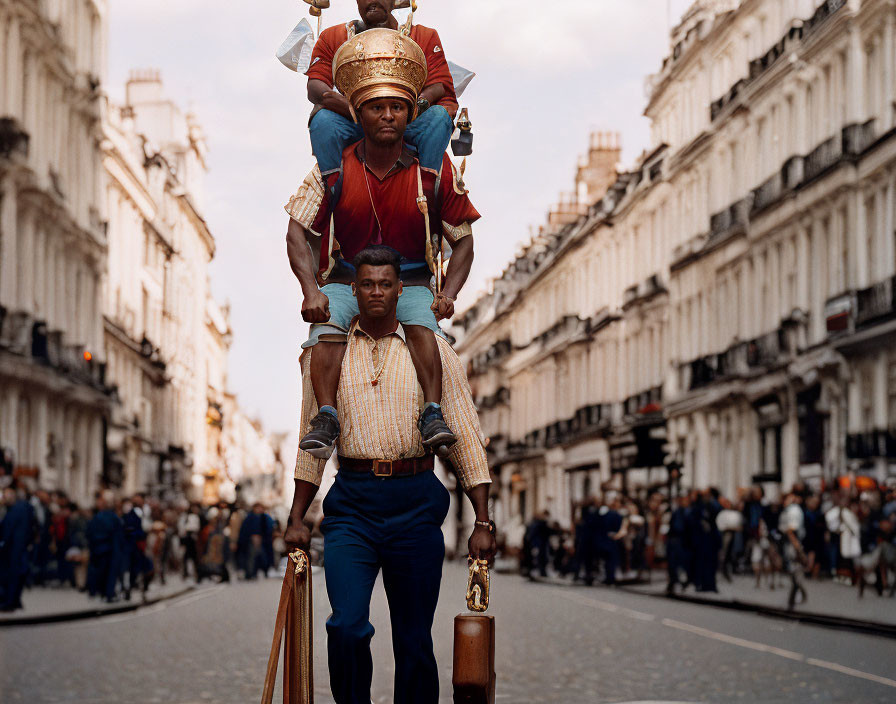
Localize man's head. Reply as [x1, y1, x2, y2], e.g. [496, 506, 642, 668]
[357, 0, 395, 28]
[352, 246, 403, 320]
[358, 96, 409, 147]
[333, 28, 427, 122]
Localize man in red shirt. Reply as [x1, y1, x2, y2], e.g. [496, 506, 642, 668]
[306, 0, 457, 175]
[285, 28, 479, 460]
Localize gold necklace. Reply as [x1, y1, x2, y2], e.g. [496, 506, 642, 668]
[369, 337, 393, 387]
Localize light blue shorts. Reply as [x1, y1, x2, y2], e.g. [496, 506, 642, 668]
[302, 283, 446, 348]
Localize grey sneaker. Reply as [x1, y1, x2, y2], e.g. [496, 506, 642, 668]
[300, 411, 340, 459]
[418, 406, 457, 458]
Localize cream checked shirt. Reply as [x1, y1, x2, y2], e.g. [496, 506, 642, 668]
[295, 321, 491, 491]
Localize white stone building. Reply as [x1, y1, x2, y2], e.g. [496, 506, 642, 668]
[455, 0, 896, 538]
[103, 71, 244, 504]
[0, 0, 111, 505]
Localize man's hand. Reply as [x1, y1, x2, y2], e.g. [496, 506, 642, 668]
[302, 289, 331, 324]
[284, 521, 311, 552]
[322, 90, 352, 114]
[468, 524, 497, 565]
[431, 293, 455, 321]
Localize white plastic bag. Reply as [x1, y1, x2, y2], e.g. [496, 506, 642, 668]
[276, 19, 316, 73]
[448, 61, 475, 97]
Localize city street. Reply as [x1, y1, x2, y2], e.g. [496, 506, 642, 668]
[2, 563, 895, 704]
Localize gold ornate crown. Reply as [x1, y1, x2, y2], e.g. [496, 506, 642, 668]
[333, 28, 427, 120]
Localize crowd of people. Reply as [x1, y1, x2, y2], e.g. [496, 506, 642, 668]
[520, 480, 896, 609]
[0, 484, 288, 612]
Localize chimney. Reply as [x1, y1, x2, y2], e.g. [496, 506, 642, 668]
[575, 131, 621, 207]
[126, 68, 164, 106]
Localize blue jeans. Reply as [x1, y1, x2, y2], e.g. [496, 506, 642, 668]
[303, 283, 445, 348]
[309, 105, 454, 173]
[321, 470, 450, 704]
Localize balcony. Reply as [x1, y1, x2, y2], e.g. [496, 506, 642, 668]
[804, 0, 847, 36]
[804, 133, 841, 183]
[710, 0, 846, 125]
[751, 170, 785, 216]
[855, 276, 896, 329]
[707, 195, 752, 249]
[746, 329, 787, 369]
[846, 430, 896, 460]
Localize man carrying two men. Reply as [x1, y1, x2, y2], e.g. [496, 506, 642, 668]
[282, 20, 495, 704]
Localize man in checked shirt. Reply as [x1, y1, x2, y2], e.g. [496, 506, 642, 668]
[284, 246, 496, 704]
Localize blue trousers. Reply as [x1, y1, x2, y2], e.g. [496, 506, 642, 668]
[321, 469, 450, 704]
[309, 105, 454, 173]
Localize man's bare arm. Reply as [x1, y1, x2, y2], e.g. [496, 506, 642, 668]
[465, 483, 497, 563]
[308, 79, 353, 120]
[286, 218, 330, 323]
[433, 235, 473, 320]
[420, 83, 446, 109]
[284, 479, 320, 551]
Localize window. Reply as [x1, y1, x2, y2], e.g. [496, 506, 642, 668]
[798, 385, 824, 465]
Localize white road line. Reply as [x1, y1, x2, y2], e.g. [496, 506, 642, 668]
[805, 658, 896, 689]
[557, 591, 896, 690]
[661, 618, 805, 661]
[168, 585, 225, 608]
[558, 591, 656, 621]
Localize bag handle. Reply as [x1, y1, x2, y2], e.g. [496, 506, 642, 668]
[261, 550, 314, 704]
[465, 558, 490, 613]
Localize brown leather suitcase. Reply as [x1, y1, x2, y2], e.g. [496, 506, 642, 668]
[452, 613, 496, 703]
[453, 559, 496, 703]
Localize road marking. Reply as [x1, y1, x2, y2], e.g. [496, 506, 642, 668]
[805, 658, 896, 689]
[558, 591, 657, 621]
[661, 618, 804, 661]
[168, 585, 225, 608]
[556, 590, 896, 690]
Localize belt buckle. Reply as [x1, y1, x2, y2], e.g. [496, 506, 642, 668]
[372, 459, 393, 477]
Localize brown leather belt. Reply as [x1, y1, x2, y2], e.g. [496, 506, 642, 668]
[338, 455, 434, 478]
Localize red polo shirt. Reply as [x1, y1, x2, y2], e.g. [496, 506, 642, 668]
[309, 142, 479, 278]
[306, 22, 459, 117]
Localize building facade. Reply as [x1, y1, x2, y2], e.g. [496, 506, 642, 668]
[103, 71, 256, 505]
[455, 0, 896, 538]
[1, 4, 286, 506]
[0, 0, 111, 506]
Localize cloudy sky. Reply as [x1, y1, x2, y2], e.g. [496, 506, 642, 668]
[108, 0, 694, 436]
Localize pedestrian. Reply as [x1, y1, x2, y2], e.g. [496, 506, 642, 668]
[525, 511, 551, 578]
[687, 490, 720, 593]
[178, 503, 201, 580]
[239, 503, 268, 580]
[86, 491, 125, 602]
[0, 486, 35, 611]
[284, 246, 496, 704]
[580, 497, 601, 586]
[197, 510, 231, 584]
[825, 495, 861, 583]
[802, 494, 826, 579]
[779, 493, 807, 609]
[665, 494, 692, 594]
[122, 494, 152, 599]
[716, 497, 743, 582]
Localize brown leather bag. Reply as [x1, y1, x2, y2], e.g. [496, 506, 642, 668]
[452, 560, 496, 704]
[261, 550, 314, 704]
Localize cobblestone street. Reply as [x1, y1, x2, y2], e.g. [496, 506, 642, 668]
[2, 562, 896, 703]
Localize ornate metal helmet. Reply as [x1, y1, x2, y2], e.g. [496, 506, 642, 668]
[333, 28, 427, 120]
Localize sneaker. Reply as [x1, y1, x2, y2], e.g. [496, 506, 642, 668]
[418, 405, 457, 457]
[300, 411, 340, 459]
